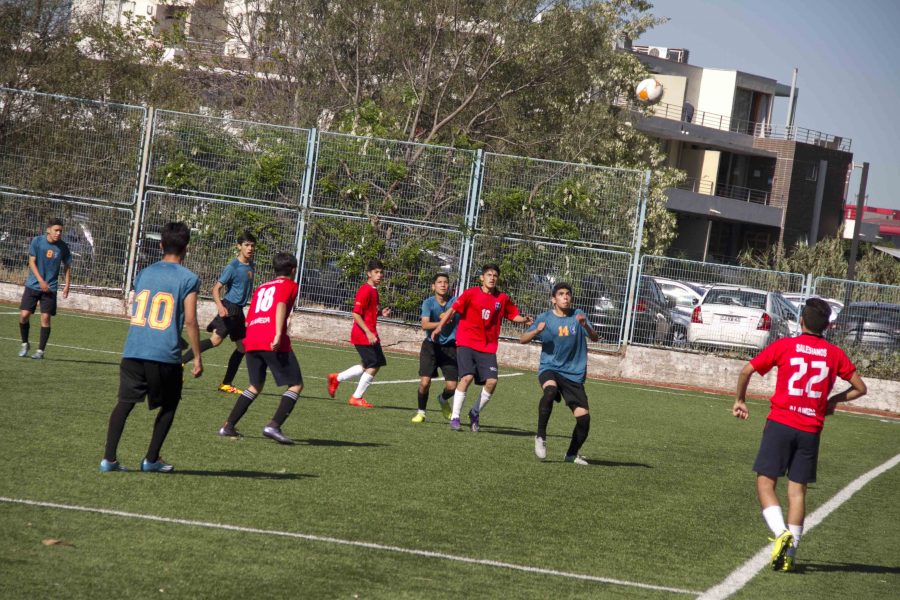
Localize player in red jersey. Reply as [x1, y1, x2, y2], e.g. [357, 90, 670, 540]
[218, 252, 303, 445]
[432, 263, 533, 431]
[327, 259, 391, 408]
[733, 298, 867, 572]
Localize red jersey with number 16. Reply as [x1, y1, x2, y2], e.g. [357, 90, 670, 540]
[750, 333, 856, 433]
[350, 283, 380, 345]
[243, 277, 299, 352]
[452, 286, 520, 353]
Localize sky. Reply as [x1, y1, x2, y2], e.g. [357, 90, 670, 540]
[637, 0, 900, 211]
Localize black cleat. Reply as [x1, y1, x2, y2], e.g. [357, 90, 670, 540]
[263, 426, 294, 445]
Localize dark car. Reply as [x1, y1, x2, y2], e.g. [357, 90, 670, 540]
[584, 274, 675, 346]
[826, 301, 900, 353]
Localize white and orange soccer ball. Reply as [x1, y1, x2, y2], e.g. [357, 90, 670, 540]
[635, 78, 664, 104]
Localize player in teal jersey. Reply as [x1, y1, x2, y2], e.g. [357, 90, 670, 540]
[412, 273, 459, 423]
[100, 222, 203, 473]
[181, 231, 256, 395]
[18, 218, 72, 359]
[520, 282, 599, 464]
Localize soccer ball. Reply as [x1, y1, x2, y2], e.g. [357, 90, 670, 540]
[635, 78, 664, 104]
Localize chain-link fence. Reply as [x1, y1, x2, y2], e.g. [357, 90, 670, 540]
[812, 277, 900, 379]
[147, 110, 312, 206]
[0, 88, 145, 205]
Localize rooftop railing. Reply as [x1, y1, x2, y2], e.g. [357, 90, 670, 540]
[675, 177, 775, 206]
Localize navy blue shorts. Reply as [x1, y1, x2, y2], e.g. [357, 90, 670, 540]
[245, 351, 303, 388]
[753, 419, 821, 484]
[456, 346, 498, 386]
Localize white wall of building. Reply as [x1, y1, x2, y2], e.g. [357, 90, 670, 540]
[697, 69, 737, 118]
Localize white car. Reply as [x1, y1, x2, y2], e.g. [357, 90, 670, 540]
[781, 294, 843, 323]
[688, 285, 797, 351]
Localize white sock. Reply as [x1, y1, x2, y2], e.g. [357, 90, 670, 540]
[338, 364, 364, 382]
[762, 505, 787, 537]
[451, 389, 466, 420]
[788, 524, 803, 548]
[475, 389, 492, 413]
[417, 409, 426, 416]
[352, 372, 374, 398]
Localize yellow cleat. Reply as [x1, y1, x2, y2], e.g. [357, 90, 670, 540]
[411, 412, 426, 424]
[769, 530, 794, 571]
[440, 399, 452, 420]
[218, 384, 243, 395]
[782, 554, 795, 572]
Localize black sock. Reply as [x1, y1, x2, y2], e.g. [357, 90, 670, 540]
[566, 414, 591, 457]
[20, 321, 30, 344]
[222, 349, 245, 385]
[146, 397, 180, 463]
[226, 390, 257, 427]
[417, 389, 428, 411]
[440, 388, 454, 402]
[271, 390, 299, 427]
[38, 327, 50, 351]
[182, 339, 215, 363]
[537, 386, 557, 439]
[104, 401, 135, 462]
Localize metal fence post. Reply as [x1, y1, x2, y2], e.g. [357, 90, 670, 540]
[621, 169, 652, 345]
[458, 148, 483, 294]
[124, 106, 155, 297]
[294, 128, 318, 307]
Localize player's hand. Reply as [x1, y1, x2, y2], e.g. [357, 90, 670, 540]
[535, 322, 546, 333]
[366, 331, 378, 345]
[825, 399, 838, 416]
[575, 313, 586, 324]
[218, 305, 229, 318]
[431, 325, 441, 341]
[39, 281, 50, 292]
[192, 359, 203, 378]
[62, 285, 70, 299]
[523, 315, 534, 327]
[732, 399, 749, 420]
[381, 307, 392, 318]
[271, 335, 280, 351]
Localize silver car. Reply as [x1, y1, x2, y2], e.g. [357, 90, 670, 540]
[687, 285, 797, 351]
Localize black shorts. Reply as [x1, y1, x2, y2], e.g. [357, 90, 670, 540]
[206, 301, 247, 341]
[418, 340, 459, 380]
[355, 343, 387, 369]
[19, 287, 58, 316]
[753, 419, 821, 484]
[245, 351, 303, 388]
[538, 371, 589, 410]
[457, 346, 498, 386]
[118, 358, 183, 410]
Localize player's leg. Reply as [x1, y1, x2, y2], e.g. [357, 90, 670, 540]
[534, 374, 558, 460]
[181, 315, 221, 366]
[753, 420, 796, 569]
[348, 344, 385, 408]
[437, 345, 458, 420]
[451, 347, 478, 430]
[263, 352, 303, 444]
[414, 340, 436, 422]
[329, 347, 367, 398]
[17, 293, 35, 356]
[220, 352, 265, 436]
[414, 376, 432, 423]
[562, 380, 591, 463]
[220, 338, 246, 393]
[141, 361, 184, 473]
[101, 359, 144, 471]
[782, 430, 818, 571]
[468, 352, 498, 432]
[29, 292, 55, 359]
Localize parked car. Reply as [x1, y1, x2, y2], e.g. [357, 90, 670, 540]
[826, 302, 900, 353]
[781, 293, 843, 323]
[650, 277, 707, 346]
[687, 285, 796, 351]
[586, 275, 675, 346]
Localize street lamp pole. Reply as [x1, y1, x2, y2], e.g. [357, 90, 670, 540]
[846, 161, 869, 283]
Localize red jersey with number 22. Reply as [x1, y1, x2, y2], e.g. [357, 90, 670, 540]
[243, 277, 299, 352]
[750, 333, 856, 433]
[452, 286, 520, 353]
[350, 283, 380, 345]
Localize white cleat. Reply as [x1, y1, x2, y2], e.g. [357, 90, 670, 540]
[534, 436, 547, 460]
[18, 342, 30, 357]
[564, 454, 589, 465]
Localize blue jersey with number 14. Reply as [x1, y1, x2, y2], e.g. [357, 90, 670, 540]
[123, 261, 200, 363]
[528, 309, 591, 383]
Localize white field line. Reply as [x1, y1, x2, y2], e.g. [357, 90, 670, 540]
[0, 337, 228, 369]
[0, 496, 701, 596]
[698, 452, 900, 600]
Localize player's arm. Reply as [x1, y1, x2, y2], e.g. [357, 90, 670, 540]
[825, 372, 867, 415]
[183, 291, 203, 378]
[212, 281, 228, 317]
[431, 307, 457, 341]
[421, 316, 441, 332]
[28, 256, 50, 292]
[575, 313, 600, 342]
[519, 321, 545, 344]
[352, 311, 378, 344]
[62, 260, 71, 299]
[732, 362, 756, 420]
[272, 300, 288, 350]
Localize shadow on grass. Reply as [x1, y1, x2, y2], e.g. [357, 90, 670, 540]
[301, 438, 388, 448]
[50, 358, 119, 367]
[585, 458, 652, 468]
[797, 560, 900, 575]
[175, 469, 317, 480]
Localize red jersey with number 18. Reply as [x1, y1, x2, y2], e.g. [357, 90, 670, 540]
[243, 277, 299, 352]
[452, 286, 520, 353]
[750, 333, 856, 433]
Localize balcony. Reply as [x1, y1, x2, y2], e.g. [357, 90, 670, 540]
[676, 178, 773, 206]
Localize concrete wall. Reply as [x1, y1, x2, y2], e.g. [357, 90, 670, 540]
[652, 74, 687, 112]
[3, 282, 897, 415]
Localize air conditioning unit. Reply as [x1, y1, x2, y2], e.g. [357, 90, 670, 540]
[647, 46, 668, 58]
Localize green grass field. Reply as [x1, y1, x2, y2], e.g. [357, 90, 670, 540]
[1, 303, 898, 599]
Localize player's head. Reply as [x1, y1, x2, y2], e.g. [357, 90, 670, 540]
[432, 272, 450, 295]
[551, 282, 573, 309]
[800, 297, 831, 335]
[272, 252, 298, 277]
[366, 258, 385, 285]
[236, 231, 256, 259]
[160, 222, 191, 257]
[45, 218, 64, 241]
[480, 263, 500, 290]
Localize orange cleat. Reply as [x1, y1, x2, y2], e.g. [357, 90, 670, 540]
[348, 396, 374, 409]
[327, 373, 339, 398]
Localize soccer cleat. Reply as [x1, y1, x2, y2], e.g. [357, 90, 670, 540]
[348, 396, 374, 408]
[18, 342, 30, 358]
[782, 554, 796, 572]
[99, 459, 128, 472]
[468, 409, 480, 433]
[769, 530, 794, 571]
[141, 458, 174, 473]
[218, 384, 242, 395]
[439, 398, 452, 420]
[218, 423, 243, 438]
[534, 436, 547, 460]
[263, 425, 295, 445]
[31, 349, 44, 360]
[564, 454, 589, 465]
[450, 417, 461, 431]
[327, 373, 340, 398]
[411, 412, 426, 424]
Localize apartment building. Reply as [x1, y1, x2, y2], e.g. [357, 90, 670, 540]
[626, 44, 853, 263]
